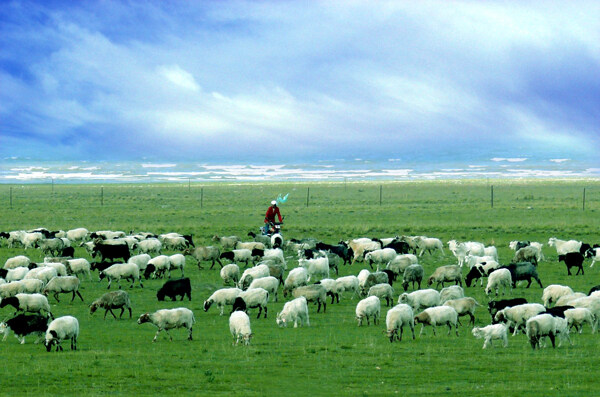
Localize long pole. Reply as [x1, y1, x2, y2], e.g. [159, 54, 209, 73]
[101, 187, 104, 206]
[306, 187, 310, 207]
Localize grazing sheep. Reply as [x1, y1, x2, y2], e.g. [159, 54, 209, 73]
[239, 287, 270, 319]
[501, 262, 543, 289]
[282, 267, 309, 297]
[398, 289, 441, 312]
[0, 314, 48, 344]
[548, 238, 582, 256]
[464, 255, 497, 269]
[439, 285, 464, 304]
[0, 293, 53, 318]
[526, 313, 558, 349]
[89, 290, 132, 319]
[229, 311, 252, 345]
[569, 296, 600, 329]
[276, 297, 310, 328]
[248, 276, 279, 302]
[157, 278, 191, 301]
[401, 264, 424, 292]
[385, 304, 415, 342]
[355, 296, 381, 326]
[368, 283, 395, 307]
[360, 271, 389, 296]
[444, 297, 480, 326]
[386, 254, 416, 275]
[213, 235, 242, 250]
[555, 293, 587, 307]
[65, 258, 92, 281]
[414, 306, 459, 337]
[203, 288, 242, 315]
[99, 263, 143, 289]
[0, 267, 29, 282]
[0, 281, 24, 299]
[471, 324, 508, 349]
[44, 316, 79, 352]
[137, 308, 195, 342]
[40, 262, 68, 277]
[414, 236, 445, 257]
[292, 284, 327, 313]
[65, 228, 89, 243]
[19, 279, 44, 294]
[487, 298, 528, 322]
[247, 232, 271, 248]
[335, 275, 360, 300]
[4, 255, 32, 270]
[564, 308, 596, 334]
[128, 254, 151, 272]
[42, 276, 83, 303]
[485, 269, 512, 296]
[220, 249, 253, 268]
[145, 255, 171, 279]
[37, 238, 65, 256]
[298, 257, 329, 282]
[364, 248, 397, 270]
[236, 241, 266, 251]
[238, 264, 270, 290]
[316, 278, 341, 304]
[220, 264, 240, 286]
[512, 246, 539, 266]
[558, 252, 585, 276]
[183, 246, 222, 269]
[136, 238, 162, 255]
[427, 265, 462, 289]
[465, 265, 486, 288]
[494, 303, 546, 336]
[24, 266, 58, 285]
[542, 285, 575, 307]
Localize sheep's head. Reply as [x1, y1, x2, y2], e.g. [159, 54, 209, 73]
[137, 313, 151, 324]
[89, 302, 99, 315]
[203, 300, 213, 312]
[44, 330, 60, 352]
[471, 327, 483, 338]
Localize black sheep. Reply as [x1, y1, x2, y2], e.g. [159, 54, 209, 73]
[157, 278, 192, 301]
[558, 252, 585, 275]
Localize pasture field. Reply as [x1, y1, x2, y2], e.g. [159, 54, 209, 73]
[0, 180, 599, 396]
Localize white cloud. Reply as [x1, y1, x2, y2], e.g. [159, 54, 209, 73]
[158, 65, 200, 91]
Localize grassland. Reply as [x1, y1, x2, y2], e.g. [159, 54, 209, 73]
[0, 180, 599, 396]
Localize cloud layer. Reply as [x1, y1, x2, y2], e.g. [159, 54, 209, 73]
[1, 0, 599, 162]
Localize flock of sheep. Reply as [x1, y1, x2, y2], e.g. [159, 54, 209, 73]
[1, 227, 599, 351]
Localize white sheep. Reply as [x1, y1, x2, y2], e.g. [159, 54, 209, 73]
[548, 237, 582, 255]
[221, 248, 253, 267]
[401, 264, 424, 292]
[137, 238, 162, 255]
[564, 308, 596, 334]
[4, 255, 31, 270]
[427, 265, 462, 289]
[368, 283, 395, 307]
[386, 254, 416, 275]
[212, 235, 241, 250]
[464, 254, 497, 269]
[282, 267, 309, 297]
[263, 248, 286, 268]
[146, 255, 171, 278]
[65, 258, 92, 281]
[349, 239, 381, 264]
[137, 308, 195, 342]
[0, 281, 23, 299]
[220, 264, 240, 286]
[238, 264, 270, 290]
[248, 276, 279, 302]
[589, 247, 600, 268]
[1, 267, 29, 282]
[229, 311, 252, 345]
[335, 275, 360, 300]
[298, 257, 329, 282]
[203, 287, 242, 315]
[355, 296, 381, 326]
[89, 290, 132, 319]
[526, 313, 559, 349]
[415, 236, 445, 257]
[317, 278, 341, 304]
[569, 296, 600, 329]
[42, 276, 83, 303]
[542, 284, 574, 307]
[168, 254, 186, 277]
[398, 289, 441, 312]
[444, 297, 480, 325]
[19, 279, 44, 294]
[385, 304, 415, 342]
[471, 323, 508, 349]
[0, 293, 53, 318]
[45, 315, 79, 351]
[24, 266, 58, 285]
[239, 287, 270, 318]
[555, 292, 587, 306]
[276, 297, 310, 328]
[22, 232, 44, 249]
[292, 284, 327, 313]
[42, 262, 68, 277]
[494, 303, 546, 336]
[439, 285, 464, 304]
[65, 228, 89, 243]
[128, 253, 151, 272]
[485, 268, 512, 296]
[37, 238, 65, 256]
[414, 306, 459, 337]
[100, 263, 143, 289]
[235, 241, 265, 251]
[364, 248, 397, 270]
[357, 269, 371, 287]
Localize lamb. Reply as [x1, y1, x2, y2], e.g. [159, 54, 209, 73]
[42, 276, 83, 303]
[526, 313, 559, 349]
[136, 238, 162, 255]
[89, 290, 132, 319]
[4, 255, 32, 270]
[0, 293, 53, 318]
[444, 297, 480, 325]
[569, 296, 600, 329]
[145, 255, 171, 279]
[220, 264, 240, 286]
[414, 306, 459, 337]
[282, 267, 309, 297]
[512, 246, 540, 266]
[65, 258, 92, 281]
[542, 285, 574, 307]
[558, 252, 585, 276]
[427, 265, 462, 289]
[238, 264, 270, 290]
[292, 284, 327, 313]
[248, 276, 279, 302]
[398, 289, 441, 312]
[335, 275, 360, 300]
[0, 267, 29, 282]
[355, 296, 381, 326]
[385, 304, 415, 342]
[414, 236, 445, 257]
[212, 235, 242, 250]
[276, 297, 310, 328]
[439, 285, 464, 304]
[229, 311, 252, 345]
[364, 248, 397, 270]
[168, 254, 186, 277]
[239, 287, 270, 318]
[44, 315, 79, 351]
[99, 263, 143, 289]
[548, 237, 582, 256]
[203, 287, 242, 315]
[401, 264, 424, 292]
[137, 308, 195, 342]
[220, 249, 253, 268]
[485, 268, 512, 296]
[471, 324, 508, 349]
[298, 257, 329, 282]
[564, 308, 596, 334]
[157, 278, 192, 301]
[449, 241, 485, 267]
[368, 283, 395, 307]
[494, 303, 546, 335]
[0, 314, 48, 344]
[183, 246, 222, 269]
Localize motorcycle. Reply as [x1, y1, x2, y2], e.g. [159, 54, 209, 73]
[261, 220, 283, 237]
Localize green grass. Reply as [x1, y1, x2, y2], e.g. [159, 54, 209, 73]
[0, 180, 599, 396]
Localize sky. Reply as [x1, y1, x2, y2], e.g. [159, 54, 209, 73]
[1, 0, 599, 163]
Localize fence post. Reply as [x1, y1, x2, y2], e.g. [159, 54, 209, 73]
[583, 188, 586, 211]
[306, 187, 310, 207]
[491, 185, 494, 208]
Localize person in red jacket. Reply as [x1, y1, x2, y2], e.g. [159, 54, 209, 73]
[264, 200, 282, 234]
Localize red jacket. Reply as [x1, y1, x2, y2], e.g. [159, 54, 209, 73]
[265, 205, 282, 223]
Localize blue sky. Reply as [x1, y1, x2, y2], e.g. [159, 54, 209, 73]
[1, 0, 599, 163]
